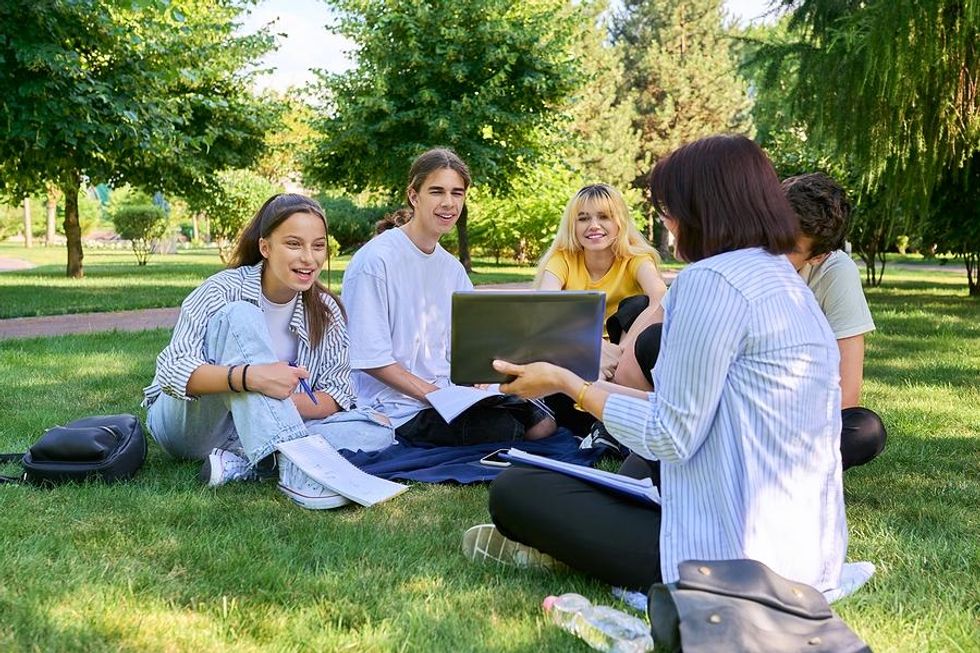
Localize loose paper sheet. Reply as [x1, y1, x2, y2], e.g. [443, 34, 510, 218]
[425, 384, 503, 423]
[276, 434, 408, 506]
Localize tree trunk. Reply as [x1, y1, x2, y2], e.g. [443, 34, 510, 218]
[23, 198, 32, 248]
[63, 174, 84, 278]
[192, 212, 200, 243]
[966, 251, 979, 297]
[456, 207, 472, 272]
[46, 194, 57, 245]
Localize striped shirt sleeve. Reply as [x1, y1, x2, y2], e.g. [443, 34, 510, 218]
[603, 267, 749, 462]
[155, 280, 229, 401]
[313, 295, 355, 410]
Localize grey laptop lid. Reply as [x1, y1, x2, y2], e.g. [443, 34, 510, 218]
[450, 291, 605, 384]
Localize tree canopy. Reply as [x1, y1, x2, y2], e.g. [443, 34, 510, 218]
[0, 0, 279, 276]
[613, 0, 753, 168]
[756, 0, 979, 214]
[305, 0, 582, 195]
[560, 1, 644, 192]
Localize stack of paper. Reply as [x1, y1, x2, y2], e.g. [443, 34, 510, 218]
[276, 434, 408, 507]
[503, 448, 661, 505]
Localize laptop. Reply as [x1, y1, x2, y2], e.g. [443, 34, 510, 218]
[450, 291, 605, 384]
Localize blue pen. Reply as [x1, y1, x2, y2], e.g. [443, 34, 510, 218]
[290, 361, 319, 405]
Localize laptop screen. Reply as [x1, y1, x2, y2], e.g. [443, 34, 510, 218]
[450, 291, 605, 384]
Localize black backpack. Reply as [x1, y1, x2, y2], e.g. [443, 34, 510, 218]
[0, 414, 147, 486]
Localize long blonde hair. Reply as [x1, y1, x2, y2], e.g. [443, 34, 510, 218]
[534, 184, 660, 287]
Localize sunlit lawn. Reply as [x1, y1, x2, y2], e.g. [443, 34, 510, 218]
[0, 266, 977, 650]
[0, 243, 541, 319]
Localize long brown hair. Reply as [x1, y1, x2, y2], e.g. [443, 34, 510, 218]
[228, 193, 341, 348]
[649, 134, 797, 262]
[406, 148, 472, 201]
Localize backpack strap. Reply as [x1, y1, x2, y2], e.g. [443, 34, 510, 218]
[0, 452, 25, 484]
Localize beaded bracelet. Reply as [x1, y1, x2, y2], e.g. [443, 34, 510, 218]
[227, 365, 240, 393]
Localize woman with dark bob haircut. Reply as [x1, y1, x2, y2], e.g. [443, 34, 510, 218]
[462, 134, 849, 594]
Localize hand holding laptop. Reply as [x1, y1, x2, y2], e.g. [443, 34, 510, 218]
[492, 359, 580, 400]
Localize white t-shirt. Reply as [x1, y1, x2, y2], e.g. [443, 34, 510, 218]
[259, 292, 299, 363]
[798, 250, 875, 339]
[342, 228, 473, 426]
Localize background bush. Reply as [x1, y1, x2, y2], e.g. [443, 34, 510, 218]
[194, 170, 282, 263]
[111, 204, 169, 265]
[317, 194, 395, 253]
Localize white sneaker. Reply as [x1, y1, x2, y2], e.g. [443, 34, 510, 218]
[277, 456, 352, 510]
[198, 448, 257, 487]
[461, 524, 565, 570]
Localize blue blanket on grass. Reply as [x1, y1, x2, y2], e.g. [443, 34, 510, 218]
[339, 429, 603, 484]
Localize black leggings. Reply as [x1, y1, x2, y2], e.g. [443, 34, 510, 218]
[489, 462, 662, 590]
[840, 406, 887, 470]
[610, 297, 887, 469]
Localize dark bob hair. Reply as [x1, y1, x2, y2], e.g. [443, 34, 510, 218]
[649, 134, 798, 262]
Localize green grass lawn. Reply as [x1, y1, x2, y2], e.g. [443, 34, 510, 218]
[0, 243, 540, 319]
[1, 264, 978, 651]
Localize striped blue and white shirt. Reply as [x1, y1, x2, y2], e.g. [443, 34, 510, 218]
[143, 263, 354, 410]
[603, 248, 847, 591]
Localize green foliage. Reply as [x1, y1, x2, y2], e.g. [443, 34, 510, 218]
[0, 200, 39, 241]
[468, 163, 578, 264]
[327, 234, 341, 259]
[316, 195, 395, 253]
[613, 0, 754, 168]
[922, 155, 980, 295]
[253, 92, 316, 187]
[106, 186, 155, 217]
[306, 0, 583, 195]
[193, 170, 281, 263]
[5, 189, 109, 240]
[110, 205, 170, 266]
[755, 0, 980, 215]
[738, 18, 840, 179]
[558, 2, 644, 190]
[895, 235, 910, 256]
[0, 0, 280, 276]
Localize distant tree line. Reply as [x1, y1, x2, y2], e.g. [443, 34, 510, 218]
[0, 1, 976, 294]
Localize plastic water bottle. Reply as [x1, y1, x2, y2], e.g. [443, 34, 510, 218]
[543, 593, 654, 653]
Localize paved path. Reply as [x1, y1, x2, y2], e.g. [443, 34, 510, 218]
[0, 307, 182, 340]
[3, 262, 961, 342]
[0, 281, 538, 341]
[0, 256, 35, 272]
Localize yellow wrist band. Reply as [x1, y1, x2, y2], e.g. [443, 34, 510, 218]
[573, 381, 593, 412]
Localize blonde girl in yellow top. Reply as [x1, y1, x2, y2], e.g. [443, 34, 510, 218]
[535, 184, 667, 386]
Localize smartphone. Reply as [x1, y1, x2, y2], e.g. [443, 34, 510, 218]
[479, 448, 512, 467]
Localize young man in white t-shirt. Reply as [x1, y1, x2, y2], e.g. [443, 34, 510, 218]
[342, 148, 557, 445]
[784, 172, 886, 470]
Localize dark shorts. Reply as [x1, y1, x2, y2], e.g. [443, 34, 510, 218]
[608, 295, 662, 387]
[395, 395, 552, 446]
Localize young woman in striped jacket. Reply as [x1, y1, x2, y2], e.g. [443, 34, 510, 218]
[143, 194, 393, 509]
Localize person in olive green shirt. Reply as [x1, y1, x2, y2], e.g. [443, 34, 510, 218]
[783, 172, 886, 470]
